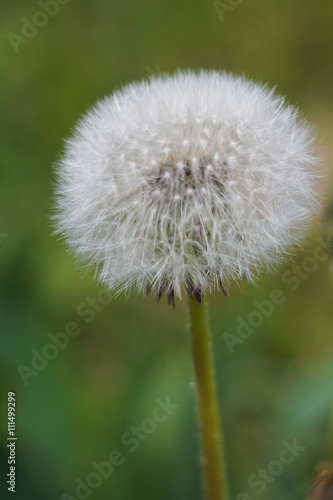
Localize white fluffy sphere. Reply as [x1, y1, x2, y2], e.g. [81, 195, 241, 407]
[54, 71, 319, 303]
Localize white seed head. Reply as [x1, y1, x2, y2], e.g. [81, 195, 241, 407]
[54, 71, 320, 301]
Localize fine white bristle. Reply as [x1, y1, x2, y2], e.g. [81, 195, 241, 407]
[53, 70, 320, 300]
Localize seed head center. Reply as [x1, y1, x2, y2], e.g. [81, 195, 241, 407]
[143, 156, 228, 202]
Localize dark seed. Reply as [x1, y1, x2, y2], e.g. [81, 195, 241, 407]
[185, 277, 195, 299]
[167, 288, 175, 309]
[157, 283, 167, 302]
[193, 286, 202, 305]
[218, 277, 229, 297]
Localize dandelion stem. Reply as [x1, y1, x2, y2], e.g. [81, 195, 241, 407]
[188, 296, 228, 500]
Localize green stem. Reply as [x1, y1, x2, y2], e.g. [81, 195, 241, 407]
[188, 296, 228, 500]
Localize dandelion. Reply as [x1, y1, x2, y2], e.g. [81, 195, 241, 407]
[54, 71, 318, 303]
[53, 70, 320, 500]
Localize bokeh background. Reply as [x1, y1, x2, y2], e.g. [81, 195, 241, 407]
[1, 0, 333, 499]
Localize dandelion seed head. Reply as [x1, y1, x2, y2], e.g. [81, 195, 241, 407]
[54, 71, 320, 300]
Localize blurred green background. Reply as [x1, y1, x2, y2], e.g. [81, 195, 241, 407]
[1, 0, 333, 499]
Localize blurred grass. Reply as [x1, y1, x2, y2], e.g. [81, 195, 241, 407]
[1, 0, 333, 499]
